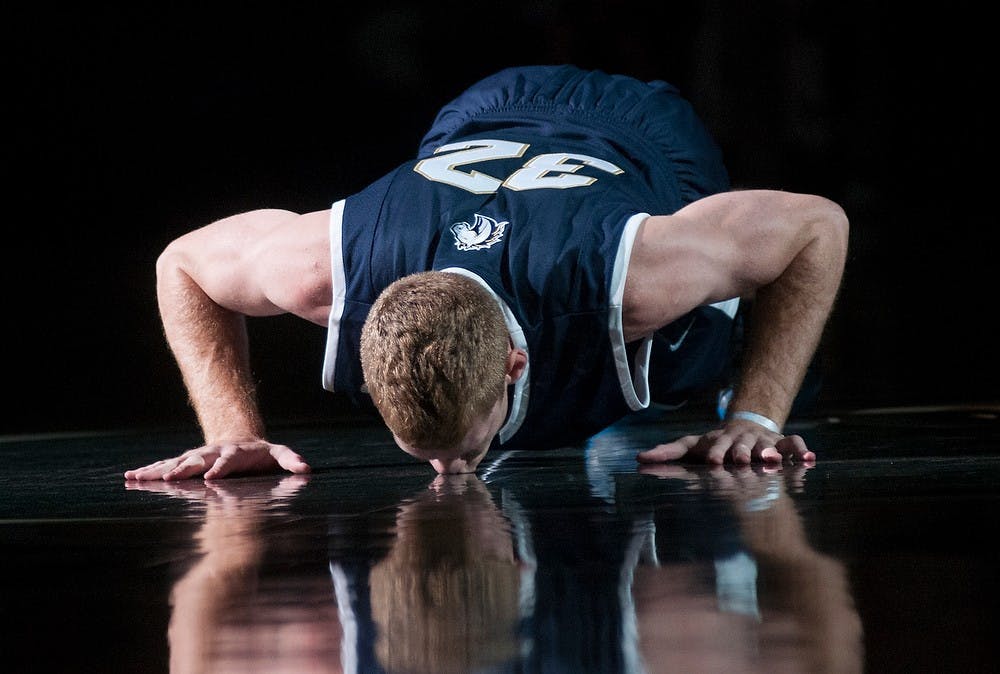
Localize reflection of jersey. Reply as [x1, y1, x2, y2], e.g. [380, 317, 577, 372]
[322, 65, 736, 450]
[327, 447, 759, 674]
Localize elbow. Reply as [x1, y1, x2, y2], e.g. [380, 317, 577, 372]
[155, 239, 194, 295]
[811, 195, 850, 269]
[155, 248, 176, 292]
[778, 193, 848, 269]
[156, 237, 189, 277]
[732, 191, 850, 294]
[835, 204, 850, 258]
[817, 195, 849, 243]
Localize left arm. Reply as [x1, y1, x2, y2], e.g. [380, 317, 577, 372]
[625, 190, 849, 464]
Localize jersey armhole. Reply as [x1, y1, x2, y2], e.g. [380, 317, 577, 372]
[609, 212, 652, 411]
[322, 199, 347, 392]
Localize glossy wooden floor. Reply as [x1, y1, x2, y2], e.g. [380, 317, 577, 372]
[2, 406, 998, 673]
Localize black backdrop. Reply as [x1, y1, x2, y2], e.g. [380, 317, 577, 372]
[5, 2, 997, 435]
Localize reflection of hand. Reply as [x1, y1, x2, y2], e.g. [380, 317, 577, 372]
[125, 473, 310, 504]
[637, 462, 811, 498]
[124, 479, 216, 501]
[636, 420, 816, 466]
[707, 464, 811, 508]
[637, 463, 816, 556]
[124, 440, 310, 481]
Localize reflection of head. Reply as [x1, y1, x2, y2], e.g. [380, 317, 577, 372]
[360, 271, 509, 452]
[369, 476, 521, 674]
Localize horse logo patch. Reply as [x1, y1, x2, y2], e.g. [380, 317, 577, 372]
[451, 213, 508, 251]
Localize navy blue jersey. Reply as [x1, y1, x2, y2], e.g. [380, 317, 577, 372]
[322, 65, 735, 450]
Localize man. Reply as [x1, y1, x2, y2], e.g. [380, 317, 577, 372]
[125, 65, 848, 481]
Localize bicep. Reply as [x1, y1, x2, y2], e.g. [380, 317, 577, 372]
[622, 190, 841, 338]
[157, 209, 303, 318]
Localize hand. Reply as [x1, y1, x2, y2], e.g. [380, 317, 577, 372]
[124, 439, 311, 481]
[636, 418, 816, 466]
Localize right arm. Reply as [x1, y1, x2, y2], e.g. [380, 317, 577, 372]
[124, 208, 332, 480]
[625, 190, 848, 464]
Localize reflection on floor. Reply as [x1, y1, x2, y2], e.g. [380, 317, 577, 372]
[2, 406, 998, 673]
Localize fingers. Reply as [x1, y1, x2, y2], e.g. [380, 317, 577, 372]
[739, 432, 813, 464]
[166, 452, 216, 480]
[712, 431, 757, 465]
[271, 445, 311, 475]
[202, 443, 278, 480]
[202, 444, 314, 479]
[199, 444, 311, 480]
[124, 459, 173, 481]
[125, 439, 312, 483]
[636, 429, 817, 466]
[124, 454, 209, 481]
[636, 435, 700, 463]
[639, 432, 734, 465]
[776, 434, 815, 463]
[202, 451, 237, 481]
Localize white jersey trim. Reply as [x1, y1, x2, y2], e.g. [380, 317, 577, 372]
[610, 213, 653, 411]
[710, 296, 740, 319]
[610, 214, 740, 411]
[321, 199, 347, 392]
[438, 267, 530, 444]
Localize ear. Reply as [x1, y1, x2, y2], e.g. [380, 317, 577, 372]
[505, 347, 528, 384]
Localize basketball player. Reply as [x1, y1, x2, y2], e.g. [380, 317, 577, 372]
[125, 65, 848, 481]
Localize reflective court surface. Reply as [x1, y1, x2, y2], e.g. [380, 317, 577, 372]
[2, 407, 998, 673]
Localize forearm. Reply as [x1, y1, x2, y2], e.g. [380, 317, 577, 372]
[729, 211, 847, 427]
[158, 263, 266, 443]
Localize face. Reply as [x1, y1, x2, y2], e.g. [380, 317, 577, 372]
[393, 392, 508, 474]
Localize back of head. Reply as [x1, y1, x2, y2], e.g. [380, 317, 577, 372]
[360, 271, 509, 450]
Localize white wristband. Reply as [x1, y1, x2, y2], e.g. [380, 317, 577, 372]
[729, 411, 782, 435]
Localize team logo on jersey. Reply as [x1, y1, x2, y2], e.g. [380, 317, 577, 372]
[451, 213, 508, 251]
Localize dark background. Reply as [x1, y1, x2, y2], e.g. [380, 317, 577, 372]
[5, 2, 996, 436]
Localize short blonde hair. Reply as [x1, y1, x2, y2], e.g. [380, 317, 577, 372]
[360, 271, 509, 450]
